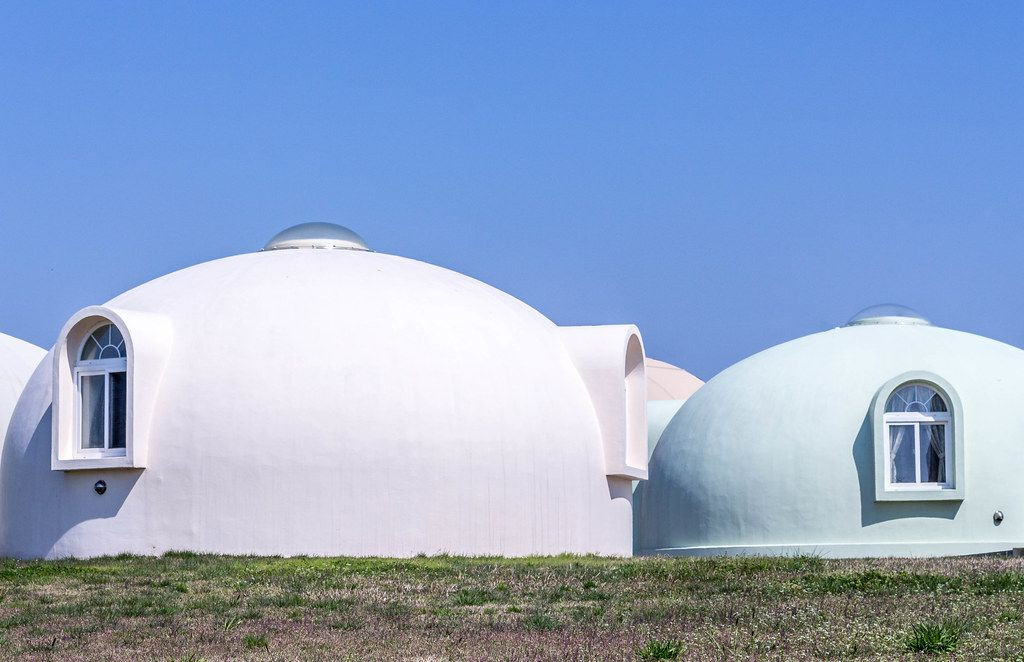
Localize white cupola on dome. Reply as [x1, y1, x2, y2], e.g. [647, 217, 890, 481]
[1, 227, 647, 559]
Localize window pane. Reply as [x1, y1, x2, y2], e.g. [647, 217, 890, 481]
[80, 324, 126, 361]
[885, 383, 946, 413]
[80, 331, 103, 361]
[81, 374, 106, 449]
[109, 371, 127, 449]
[889, 425, 916, 483]
[107, 324, 124, 350]
[921, 424, 946, 483]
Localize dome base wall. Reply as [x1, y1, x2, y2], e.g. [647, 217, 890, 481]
[639, 541, 1024, 559]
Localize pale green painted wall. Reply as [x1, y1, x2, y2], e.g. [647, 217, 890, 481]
[635, 324, 1024, 558]
[647, 400, 686, 461]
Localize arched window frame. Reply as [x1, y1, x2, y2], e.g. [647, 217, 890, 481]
[73, 323, 128, 458]
[872, 371, 965, 502]
[52, 305, 172, 471]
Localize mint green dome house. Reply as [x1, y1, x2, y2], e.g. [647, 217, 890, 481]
[636, 305, 1024, 557]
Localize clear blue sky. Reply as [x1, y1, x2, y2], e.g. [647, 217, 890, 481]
[1, 3, 1022, 379]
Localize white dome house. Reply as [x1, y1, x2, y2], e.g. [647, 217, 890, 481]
[635, 305, 1024, 558]
[0, 332, 45, 450]
[1, 223, 648, 559]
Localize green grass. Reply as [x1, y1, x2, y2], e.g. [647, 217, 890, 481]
[453, 588, 499, 606]
[998, 608, 1022, 622]
[523, 610, 559, 630]
[0, 554, 1018, 658]
[636, 638, 686, 659]
[241, 633, 269, 650]
[905, 620, 964, 653]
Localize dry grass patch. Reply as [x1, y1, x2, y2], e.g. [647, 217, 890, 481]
[0, 554, 1021, 658]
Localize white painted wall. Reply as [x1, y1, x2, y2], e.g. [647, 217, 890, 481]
[0, 333, 45, 461]
[1, 249, 640, 558]
[559, 326, 648, 479]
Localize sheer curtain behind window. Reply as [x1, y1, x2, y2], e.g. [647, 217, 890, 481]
[926, 425, 945, 482]
[890, 425, 908, 482]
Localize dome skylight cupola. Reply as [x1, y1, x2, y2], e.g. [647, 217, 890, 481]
[263, 222, 371, 251]
[845, 304, 931, 327]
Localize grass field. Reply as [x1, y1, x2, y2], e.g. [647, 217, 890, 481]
[0, 553, 1023, 660]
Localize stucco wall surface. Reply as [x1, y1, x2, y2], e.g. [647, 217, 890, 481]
[635, 324, 1024, 557]
[646, 400, 685, 462]
[1, 249, 634, 558]
[0, 334, 45, 457]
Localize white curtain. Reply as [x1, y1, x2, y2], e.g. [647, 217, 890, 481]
[927, 425, 946, 482]
[890, 426, 907, 482]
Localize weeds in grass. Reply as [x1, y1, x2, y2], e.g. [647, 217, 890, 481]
[581, 586, 609, 601]
[803, 570, 963, 595]
[311, 598, 354, 612]
[328, 619, 363, 630]
[370, 600, 412, 619]
[905, 620, 963, 653]
[973, 572, 1024, 594]
[636, 638, 687, 660]
[523, 610, 559, 630]
[242, 634, 269, 650]
[163, 551, 201, 560]
[266, 593, 304, 608]
[0, 555, 1020, 658]
[453, 588, 498, 606]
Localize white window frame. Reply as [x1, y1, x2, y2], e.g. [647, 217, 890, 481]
[73, 333, 128, 460]
[882, 411, 953, 491]
[872, 371, 965, 502]
[53, 306, 173, 471]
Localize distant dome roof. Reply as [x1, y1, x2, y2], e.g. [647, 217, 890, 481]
[263, 222, 370, 251]
[645, 358, 703, 401]
[846, 304, 930, 327]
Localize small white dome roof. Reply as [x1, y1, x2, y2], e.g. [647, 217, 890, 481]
[645, 358, 703, 401]
[636, 322, 1024, 557]
[1, 246, 631, 558]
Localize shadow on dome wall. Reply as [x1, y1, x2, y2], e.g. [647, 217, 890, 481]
[1, 395, 142, 558]
[852, 413, 961, 526]
[606, 476, 632, 502]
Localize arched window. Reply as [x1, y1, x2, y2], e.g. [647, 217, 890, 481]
[75, 323, 127, 455]
[882, 383, 952, 488]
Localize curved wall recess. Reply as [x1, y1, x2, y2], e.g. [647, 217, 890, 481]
[871, 370, 965, 502]
[560, 324, 648, 480]
[52, 305, 173, 471]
